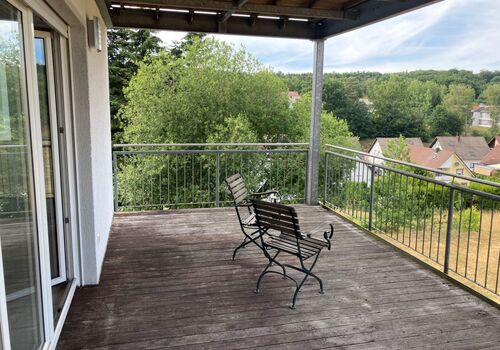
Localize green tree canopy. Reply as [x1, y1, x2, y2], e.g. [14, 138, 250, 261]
[442, 84, 475, 134]
[427, 105, 464, 137]
[121, 37, 294, 144]
[322, 77, 373, 139]
[108, 29, 163, 142]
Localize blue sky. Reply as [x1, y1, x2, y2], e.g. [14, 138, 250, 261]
[157, 0, 500, 73]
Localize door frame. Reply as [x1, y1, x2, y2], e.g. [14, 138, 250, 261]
[34, 30, 68, 287]
[1, 0, 78, 348]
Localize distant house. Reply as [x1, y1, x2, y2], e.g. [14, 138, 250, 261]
[367, 137, 423, 165]
[408, 146, 472, 184]
[471, 104, 494, 127]
[288, 91, 300, 104]
[430, 136, 489, 171]
[488, 136, 500, 149]
[475, 147, 500, 176]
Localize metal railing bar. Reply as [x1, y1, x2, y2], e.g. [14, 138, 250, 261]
[485, 202, 494, 288]
[114, 142, 309, 148]
[474, 198, 484, 282]
[326, 151, 500, 202]
[325, 144, 500, 189]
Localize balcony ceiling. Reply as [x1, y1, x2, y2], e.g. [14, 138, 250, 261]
[99, 0, 441, 39]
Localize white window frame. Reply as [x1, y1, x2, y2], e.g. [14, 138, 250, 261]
[2, 1, 79, 349]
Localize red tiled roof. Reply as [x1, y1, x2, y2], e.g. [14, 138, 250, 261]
[481, 146, 500, 165]
[408, 146, 453, 169]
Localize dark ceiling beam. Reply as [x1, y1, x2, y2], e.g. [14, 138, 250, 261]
[308, 0, 320, 8]
[220, 0, 249, 23]
[109, 0, 347, 20]
[110, 7, 318, 39]
[319, 0, 442, 38]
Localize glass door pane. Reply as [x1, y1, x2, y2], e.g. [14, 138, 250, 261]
[34, 32, 66, 285]
[0, 2, 44, 350]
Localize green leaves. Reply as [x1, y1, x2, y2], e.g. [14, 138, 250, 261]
[121, 37, 293, 144]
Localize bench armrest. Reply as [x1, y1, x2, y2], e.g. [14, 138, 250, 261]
[250, 190, 280, 198]
[303, 224, 334, 250]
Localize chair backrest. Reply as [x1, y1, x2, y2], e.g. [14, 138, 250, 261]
[225, 173, 249, 206]
[251, 199, 302, 239]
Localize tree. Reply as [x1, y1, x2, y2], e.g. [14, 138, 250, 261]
[384, 136, 411, 163]
[108, 29, 163, 143]
[292, 92, 360, 150]
[482, 84, 500, 132]
[121, 37, 295, 144]
[368, 76, 433, 138]
[322, 77, 373, 139]
[427, 105, 463, 137]
[441, 84, 475, 135]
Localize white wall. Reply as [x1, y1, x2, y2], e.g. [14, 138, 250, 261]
[46, 0, 113, 285]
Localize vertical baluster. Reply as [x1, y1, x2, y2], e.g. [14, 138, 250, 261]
[484, 202, 494, 288]
[474, 198, 484, 282]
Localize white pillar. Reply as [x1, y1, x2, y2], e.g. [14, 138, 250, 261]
[306, 39, 325, 205]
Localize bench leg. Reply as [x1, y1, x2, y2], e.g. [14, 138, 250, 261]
[232, 229, 261, 260]
[255, 250, 285, 293]
[291, 254, 322, 309]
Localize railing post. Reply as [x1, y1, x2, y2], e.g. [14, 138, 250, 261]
[306, 39, 325, 205]
[368, 164, 376, 230]
[323, 152, 328, 204]
[215, 150, 220, 207]
[113, 152, 118, 211]
[444, 188, 455, 274]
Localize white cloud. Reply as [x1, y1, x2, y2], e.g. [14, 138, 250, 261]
[154, 0, 500, 73]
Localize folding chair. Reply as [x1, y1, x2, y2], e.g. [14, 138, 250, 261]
[225, 173, 280, 260]
[251, 199, 334, 309]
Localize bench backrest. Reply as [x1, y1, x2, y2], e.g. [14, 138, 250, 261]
[251, 199, 302, 239]
[225, 173, 248, 206]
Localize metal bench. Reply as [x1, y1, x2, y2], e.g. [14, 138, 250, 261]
[251, 199, 333, 309]
[225, 173, 280, 260]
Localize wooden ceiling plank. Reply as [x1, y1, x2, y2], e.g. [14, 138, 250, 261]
[110, 0, 347, 19]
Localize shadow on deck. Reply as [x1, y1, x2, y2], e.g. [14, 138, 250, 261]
[58, 206, 500, 349]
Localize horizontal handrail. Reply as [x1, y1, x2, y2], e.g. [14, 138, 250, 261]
[114, 142, 309, 148]
[326, 150, 500, 209]
[326, 144, 500, 189]
[114, 148, 308, 156]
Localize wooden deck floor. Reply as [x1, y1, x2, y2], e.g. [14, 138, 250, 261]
[58, 206, 500, 349]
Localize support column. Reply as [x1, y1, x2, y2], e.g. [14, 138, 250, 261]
[306, 39, 325, 205]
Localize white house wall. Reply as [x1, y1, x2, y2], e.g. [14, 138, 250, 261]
[45, 0, 113, 285]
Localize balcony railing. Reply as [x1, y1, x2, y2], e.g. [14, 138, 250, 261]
[323, 144, 500, 303]
[112, 143, 309, 211]
[112, 142, 500, 304]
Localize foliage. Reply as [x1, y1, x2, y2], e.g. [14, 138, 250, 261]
[427, 105, 464, 137]
[121, 37, 293, 144]
[322, 77, 373, 138]
[291, 92, 360, 150]
[368, 76, 436, 138]
[108, 29, 163, 143]
[441, 84, 476, 134]
[482, 84, 500, 134]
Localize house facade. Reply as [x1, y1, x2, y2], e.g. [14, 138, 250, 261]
[430, 136, 490, 171]
[471, 104, 495, 128]
[367, 137, 423, 165]
[408, 146, 473, 184]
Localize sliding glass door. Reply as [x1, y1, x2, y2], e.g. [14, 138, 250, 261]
[0, 1, 44, 349]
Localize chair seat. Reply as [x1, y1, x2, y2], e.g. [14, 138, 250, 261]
[264, 232, 326, 259]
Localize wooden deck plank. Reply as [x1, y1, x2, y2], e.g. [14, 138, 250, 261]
[57, 206, 500, 350]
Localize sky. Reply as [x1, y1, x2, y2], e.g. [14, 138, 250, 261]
[156, 0, 500, 74]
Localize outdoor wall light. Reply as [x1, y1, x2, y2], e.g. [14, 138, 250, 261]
[87, 16, 102, 52]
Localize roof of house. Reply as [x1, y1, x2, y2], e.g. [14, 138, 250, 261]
[430, 136, 490, 161]
[481, 146, 500, 166]
[408, 146, 454, 169]
[488, 136, 500, 148]
[288, 91, 300, 98]
[369, 137, 423, 154]
[472, 104, 490, 113]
